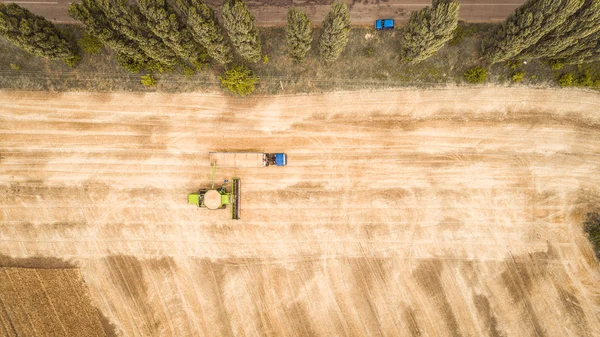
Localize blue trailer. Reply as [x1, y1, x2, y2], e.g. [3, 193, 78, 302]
[375, 19, 395, 30]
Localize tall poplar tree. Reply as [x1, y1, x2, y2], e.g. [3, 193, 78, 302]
[482, 0, 584, 64]
[319, 1, 351, 62]
[553, 29, 600, 63]
[286, 8, 312, 62]
[522, 0, 600, 59]
[138, 0, 205, 66]
[0, 3, 78, 64]
[399, 0, 459, 63]
[69, 0, 148, 68]
[95, 0, 179, 67]
[222, 0, 261, 63]
[174, 0, 232, 65]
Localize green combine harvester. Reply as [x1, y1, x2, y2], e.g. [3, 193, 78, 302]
[187, 163, 240, 219]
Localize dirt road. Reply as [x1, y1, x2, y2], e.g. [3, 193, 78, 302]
[1, 88, 599, 336]
[16, 0, 524, 24]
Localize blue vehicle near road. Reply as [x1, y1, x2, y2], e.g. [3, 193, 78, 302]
[375, 19, 394, 30]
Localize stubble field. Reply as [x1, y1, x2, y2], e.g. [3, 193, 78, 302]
[1, 88, 600, 336]
[0, 266, 107, 336]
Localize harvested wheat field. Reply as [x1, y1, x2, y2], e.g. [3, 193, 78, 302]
[0, 266, 107, 336]
[1, 88, 600, 336]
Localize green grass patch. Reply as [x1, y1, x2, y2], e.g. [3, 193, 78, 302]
[549, 60, 565, 70]
[219, 65, 259, 96]
[140, 74, 157, 87]
[558, 73, 575, 87]
[557, 69, 600, 88]
[511, 71, 525, 83]
[463, 66, 487, 84]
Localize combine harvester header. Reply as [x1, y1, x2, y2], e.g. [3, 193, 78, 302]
[210, 152, 287, 167]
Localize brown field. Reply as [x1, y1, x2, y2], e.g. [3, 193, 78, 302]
[23, 0, 525, 24]
[1, 88, 600, 336]
[0, 266, 107, 336]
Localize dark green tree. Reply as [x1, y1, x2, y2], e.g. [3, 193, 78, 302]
[319, 1, 351, 62]
[553, 29, 600, 63]
[69, 1, 143, 60]
[0, 3, 78, 64]
[222, 0, 261, 63]
[522, 0, 600, 59]
[286, 8, 312, 62]
[94, 0, 179, 67]
[174, 0, 232, 65]
[116, 52, 145, 72]
[69, 0, 150, 70]
[399, 0, 460, 63]
[482, 0, 584, 64]
[138, 0, 205, 66]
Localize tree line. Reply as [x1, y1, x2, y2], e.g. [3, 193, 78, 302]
[397, 0, 600, 65]
[0, 0, 351, 68]
[67, 0, 352, 69]
[0, 0, 450, 67]
[1, 0, 600, 91]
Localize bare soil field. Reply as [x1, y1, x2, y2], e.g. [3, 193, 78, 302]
[1, 88, 600, 336]
[0, 267, 107, 336]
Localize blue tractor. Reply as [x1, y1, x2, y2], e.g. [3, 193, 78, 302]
[375, 19, 395, 30]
